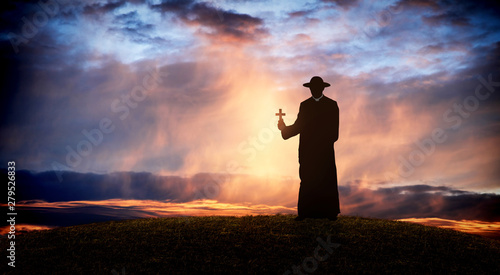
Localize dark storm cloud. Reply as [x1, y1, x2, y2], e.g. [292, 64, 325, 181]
[287, 10, 315, 18]
[369, 0, 500, 44]
[112, 10, 155, 31]
[12, 203, 155, 228]
[108, 10, 163, 44]
[152, 1, 268, 42]
[9, 169, 220, 203]
[393, 0, 440, 11]
[0, 0, 88, 59]
[151, 0, 196, 13]
[340, 181, 500, 222]
[82, 0, 127, 15]
[396, 0, 500, 27]
[321, 0, 360, 9]
[423, 11, 470, 27]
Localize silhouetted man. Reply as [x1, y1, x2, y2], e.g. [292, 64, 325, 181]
[278, 76, 340, 221]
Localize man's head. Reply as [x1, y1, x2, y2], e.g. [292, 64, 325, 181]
[303, 76, 330, 98]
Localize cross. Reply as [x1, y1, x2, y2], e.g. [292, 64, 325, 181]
[276, 108, 285, 121]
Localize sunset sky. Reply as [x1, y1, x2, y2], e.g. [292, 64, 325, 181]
[1, 0, 499, 238]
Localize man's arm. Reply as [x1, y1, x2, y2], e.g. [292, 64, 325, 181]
[280, 104, 303, 140]
[332, 101, 339, 142]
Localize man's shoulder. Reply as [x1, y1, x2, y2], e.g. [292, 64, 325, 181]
[300, 97, 314, 105]
[323, 96, 337, 104]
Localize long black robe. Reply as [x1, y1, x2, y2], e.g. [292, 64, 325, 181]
[281, 96, 340, 218]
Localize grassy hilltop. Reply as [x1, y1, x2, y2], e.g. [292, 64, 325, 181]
[2, 215, 500, 274]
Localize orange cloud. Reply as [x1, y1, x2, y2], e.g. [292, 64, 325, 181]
[0, 224, 54, 236]
[398, 217, 500, 239]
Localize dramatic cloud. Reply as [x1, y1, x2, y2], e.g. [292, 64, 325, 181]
[83, 0, 127, 15]
[321, 0, 361, 9]
[152, 0, 268, 43]
[340, 181, 500, 222]
[399, 218, 500, 240]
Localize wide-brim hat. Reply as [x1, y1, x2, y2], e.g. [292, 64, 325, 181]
[303, 76, 330, 88]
